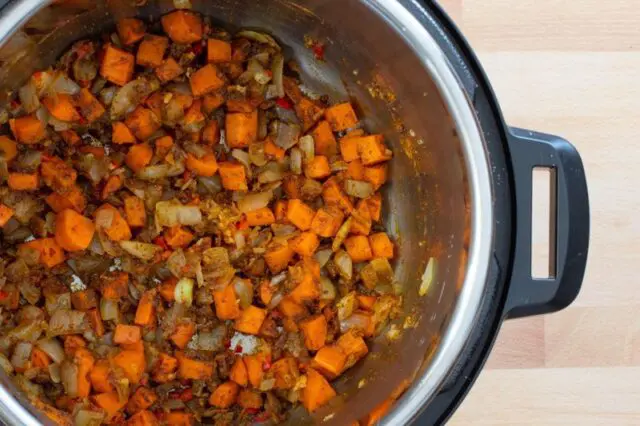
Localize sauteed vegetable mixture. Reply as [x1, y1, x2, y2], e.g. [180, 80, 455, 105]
[0, 9, 400, 425]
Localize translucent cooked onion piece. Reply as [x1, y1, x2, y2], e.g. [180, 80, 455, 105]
[110, 76, 160, 120]
[36, 338, 65, 363]
[155, 200, 203, 229]
[345, 179, 374, 199]
[175, 277, 195, 307]
[236, 30, 281, 51]
[237, 191, 273, 213]
[48, 310, 87, 337]
[119, 241, 162, 261]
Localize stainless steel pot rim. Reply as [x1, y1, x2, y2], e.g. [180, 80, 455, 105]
[0, 0, 494, 425]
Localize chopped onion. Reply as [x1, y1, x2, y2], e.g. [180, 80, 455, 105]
[47, 115, 71, 131]
[340, 312, 371, 334]
[234, 232, 246, 249]
[232, 149, 251, 173]
[48, 363, 61, 383]
[36, 338, 65, 363]
[48, 310, 87, 336]
[110, 76, 160, 119]
[138, 162, 185, 180]
[259, 377, 276, 392]
[173, 0, 192, 8]
[268, 292, 285, 310]
[334, 249, 353, 280]
[299, 135, 315, 161]
[0, 353, 13, 374]
[332, 217, 352, 252]
[345, 180, 374, 199]
[274, 121, 300, 150]
[60, 360, 79, 397]
[75, 410, 105, 426]
[320, 276, 337, 301]
[258, 162, 286, 183]
[193, 326, 226, 352]
[198, 175, 222, 195]
[95, 207, 114, 229]
[11, 342, 33, 371]
[271, 54, 285, 98]
[175, 277, 195, 307]
[45, 292, 71, 315]
[249, 141, 267, 167]
[237, 30, 281, 51]
[99, 86, 117, 106]
[290, 148, 302, 175]
[155, 200, 203, 229]
[237, 191, 272, 213]
[50, 72, 81, 95]
[337, 292, 358, 321]
[100, 299, 118, 321]
[167, 249, 187, 278]
[272, 224, 297, 237]
[119, 241, 162, 261]
[8, 321, 44, 343]
[331, 160, 349, 172]
[35, 105, 50, 126]
[371, 258, 394, 285]
[73, 56, 98, 82]
[315, 249, 332, 268]
[233, 278, 252, 309]
[18, 79, 39, 113]
[419, 257, 437, 297]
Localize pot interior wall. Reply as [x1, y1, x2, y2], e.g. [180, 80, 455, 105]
[0, 0, 471, 424]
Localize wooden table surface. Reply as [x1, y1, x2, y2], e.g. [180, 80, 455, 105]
[436, 1, 639, 425]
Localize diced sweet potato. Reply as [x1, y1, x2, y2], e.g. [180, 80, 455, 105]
[369, 232, 394, 259]
[323, 178, 354, 213]
[230, 357, 248, 387]
[299, 315, 327, 351]
[344, 235, 373, 263]
[339, 136, 359, 162]
[310, 206, 344, 238]
[272, 357, 300, 390]
[312, 120, 338, 157]
[213, 284, 241, 320]
[186, 153, 218, 177]
[137, 35, 168, 68]
[312, 345, 347, 379]
[9, 115, 46, 144]
[296, 97, 325, 132]
[289, 232, 320, 257]
[43, 94, 80, 122]
[0, 204, 14, 227]
[112, 122, 136, 144]
[100, 44, 135, 86]
[356, 134, 391, 165]
[226, 110, 258, 148]
[364, 164, 388, 189]
[161, 10, 203, 44]
[46, 186, 86, 213]
[176, 352, 213, 380]
[75, 88, 106, 122]
[302, 368, 336, 412]
[117, 18, 146, 45]
[286, 199, 315, 231]
[124, 195, 146, 228]
[125, 107, 161, 141]
[245, 207, 275, 227]
[8, 172, 39, 191]
[208, 39, 232, 63]
[170, 321, 195, 349]
[94, 204, 132, 241]
[264, 243, 294, 274]
[218, 162, 248, 191]
[305, 155, 331, 179]
[325, 102, 359, 131]
[155, 57, 184, 82]
[190, 64, 225, 97]
[209, 381, 239, 408]
[20, 238, 65, 268]
[0, 135, 17, 161]
[234, 305, 267, 335]
[55, 209, 95, 251]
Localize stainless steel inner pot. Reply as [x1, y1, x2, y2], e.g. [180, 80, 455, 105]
[0, 0, 494, 424]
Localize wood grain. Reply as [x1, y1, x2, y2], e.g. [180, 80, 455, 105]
[436, 0, 640, 424]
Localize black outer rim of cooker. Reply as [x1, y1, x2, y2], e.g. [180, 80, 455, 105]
[407, 1, 521, 425]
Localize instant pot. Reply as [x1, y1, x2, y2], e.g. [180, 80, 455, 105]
[0, 0, 589, 425]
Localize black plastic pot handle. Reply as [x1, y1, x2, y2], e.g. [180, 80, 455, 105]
[503, 128, 589, 319]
